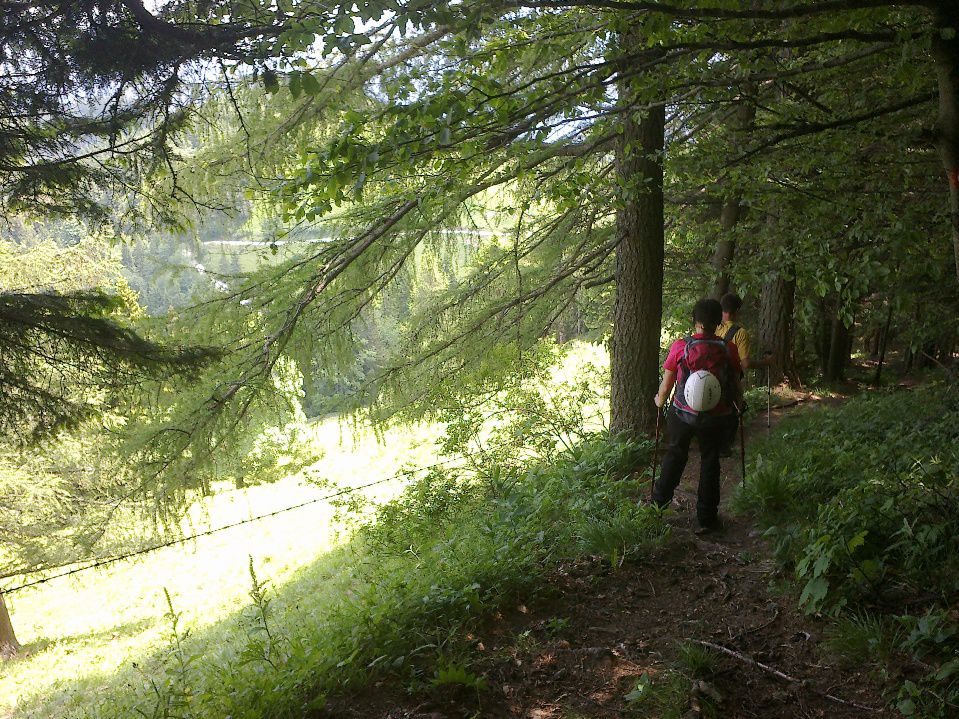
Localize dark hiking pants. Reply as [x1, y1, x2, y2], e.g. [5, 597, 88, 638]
[651, 409, 736, 526]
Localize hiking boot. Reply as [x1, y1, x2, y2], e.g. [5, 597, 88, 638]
[694, 517, 723, 535]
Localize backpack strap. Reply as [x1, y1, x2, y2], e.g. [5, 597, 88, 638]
[674, 337, 694, 417]
[721, 325, 745, 379]
[723, 323, 741, 344]
[680, 335, 694, 367]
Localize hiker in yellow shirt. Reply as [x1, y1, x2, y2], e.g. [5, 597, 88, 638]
[717, 293, 776, 375]
[717, 293, 776, 456]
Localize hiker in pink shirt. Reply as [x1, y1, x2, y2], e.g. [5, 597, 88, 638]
[652, 299, 743, 533]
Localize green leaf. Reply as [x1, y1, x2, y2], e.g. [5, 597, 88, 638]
[624, 673, 651, 704]
[897, 698, 915, 716]
[799, 576, 829, 611]
[935, 658, 959, 681]
[846, 530, 867, 553]
[262, 68, 279, 94]
[334, 14, 355, 34]
[301, 73, 321, 96]
[856, 558, 883, 582]
[812, 551, 831, 578]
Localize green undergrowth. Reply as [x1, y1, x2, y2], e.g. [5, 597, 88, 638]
[22, 432, 665, 719]
[735, 382, 959, 718]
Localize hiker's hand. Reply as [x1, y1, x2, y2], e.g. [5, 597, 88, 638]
[653, 393, 664, 408]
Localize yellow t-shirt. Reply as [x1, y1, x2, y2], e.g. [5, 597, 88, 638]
[716, 320, 751, 366]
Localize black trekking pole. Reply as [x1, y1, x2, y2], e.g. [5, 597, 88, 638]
[763, 350, 773, 430]
[766, 365, 771, 430]
[651, 404, 662, 500]
[739, 405, 747, 485]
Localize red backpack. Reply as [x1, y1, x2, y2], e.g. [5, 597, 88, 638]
[673, 336, 735, 425]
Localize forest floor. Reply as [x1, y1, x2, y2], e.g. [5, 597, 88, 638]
[323, 395, 894, 719]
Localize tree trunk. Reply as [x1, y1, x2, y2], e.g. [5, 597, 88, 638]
[815, 298, 832, 377]
[710, 94, 756, 300]
[610, 79, 666, 438]
[709, 203, 740, 300]
[905, 303, 921, 373]
[873, 301, 894, 386]
[932, 2, 959, 284]
[825, 313, 853, 382]
[869, 326, 882, 358]
[758, 273, 797, 386]
[0, 593, 20, 659]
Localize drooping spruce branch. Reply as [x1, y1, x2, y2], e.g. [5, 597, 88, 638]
[0, 291, 216, 442]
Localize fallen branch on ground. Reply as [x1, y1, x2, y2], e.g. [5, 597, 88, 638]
[692, 639, 878, 712]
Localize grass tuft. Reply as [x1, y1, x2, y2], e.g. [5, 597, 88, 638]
[826, 611, 903, 670]
[676, 641, 720, 678]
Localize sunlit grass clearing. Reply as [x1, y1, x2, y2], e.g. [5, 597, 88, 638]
[0, 415, 441, 716]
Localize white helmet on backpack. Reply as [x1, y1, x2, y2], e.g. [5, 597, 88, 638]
[683, 369, 722, 412]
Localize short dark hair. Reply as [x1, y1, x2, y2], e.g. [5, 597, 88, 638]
[693, 298, 723, 333]
[720, 292, 743, 314]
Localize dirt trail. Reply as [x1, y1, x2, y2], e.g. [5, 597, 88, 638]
[326, 398, 891, 718]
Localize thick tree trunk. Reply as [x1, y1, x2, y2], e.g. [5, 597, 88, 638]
[758, 273, 797, 386]
[0, 593, 20, 659]
[609, 94, 666, 439]
[932, 2, 959, 283]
